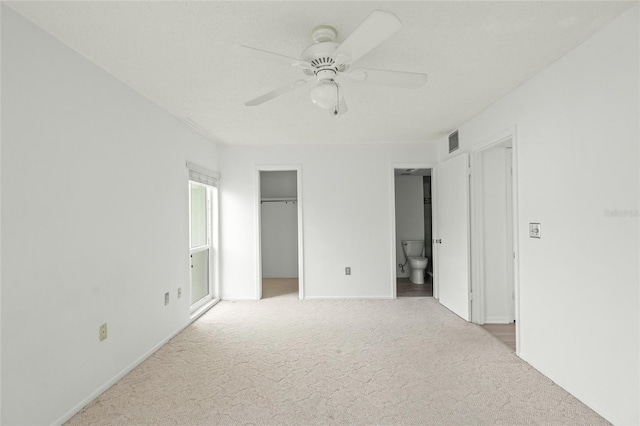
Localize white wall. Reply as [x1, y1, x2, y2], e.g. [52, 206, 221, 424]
[394, 176, 425, 278]
[219, 143, 437, 299]
[438, 7, 639, 424]
[482, 146, 511, 323]
[261, 171, 298, 278]
[260, 170, 297, 199]
[1, 7, 219, 425]
[261, 202, 298, 278]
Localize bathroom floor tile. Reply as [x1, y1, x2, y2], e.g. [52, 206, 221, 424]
[396, 276, 433, 297]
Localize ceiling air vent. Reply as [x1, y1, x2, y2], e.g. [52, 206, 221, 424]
[449, 130, 459, 153]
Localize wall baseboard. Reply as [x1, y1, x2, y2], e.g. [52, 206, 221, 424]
[518, 352, 616, 425]
[220, 297, 260, 301]
[52, 301, 218, 426]
[484, 316, 510, 324]
[304, 296, 393, 300]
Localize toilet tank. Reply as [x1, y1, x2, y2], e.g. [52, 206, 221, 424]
[402, 240, 425, 257]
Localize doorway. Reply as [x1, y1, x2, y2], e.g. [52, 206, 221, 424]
[470, 135, 518, 350]
[393, 167, 433, 297]
[256, 167, 304, 300]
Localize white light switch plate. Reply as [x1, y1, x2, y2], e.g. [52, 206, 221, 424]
[529, 223, 541, 238]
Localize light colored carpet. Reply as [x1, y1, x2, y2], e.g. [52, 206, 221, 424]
[67, 280, 607, 425]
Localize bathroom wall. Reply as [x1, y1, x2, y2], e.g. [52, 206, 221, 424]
[260, 171, 298, 278]
[437, 7, 639, 424]
[423, 176, 433, 270]
[1, 7, 220, 425]
[394, 175, 425, 278]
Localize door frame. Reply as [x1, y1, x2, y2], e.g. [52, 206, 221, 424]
[469, 127, 521, 353]
[389, 162, 436, 299]
[255, 165, 304, 300]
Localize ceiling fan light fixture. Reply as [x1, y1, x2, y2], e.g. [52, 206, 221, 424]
[240, 10, 428, 112]
[310, 80, 338, 109]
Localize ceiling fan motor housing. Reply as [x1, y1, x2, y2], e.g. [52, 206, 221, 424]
[301, 38, 349, 79]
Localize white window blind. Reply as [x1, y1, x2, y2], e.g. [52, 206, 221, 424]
[187, 162, 220, 187]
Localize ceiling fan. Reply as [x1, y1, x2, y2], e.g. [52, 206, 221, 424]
[239, 10, 428, 116]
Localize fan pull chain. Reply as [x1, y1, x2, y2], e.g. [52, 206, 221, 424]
[334, 82, 340, 116]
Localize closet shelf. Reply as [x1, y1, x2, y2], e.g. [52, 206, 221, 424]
[261, 197, 297, 203]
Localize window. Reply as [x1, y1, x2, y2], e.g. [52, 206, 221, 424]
[188, 163, 219, 313]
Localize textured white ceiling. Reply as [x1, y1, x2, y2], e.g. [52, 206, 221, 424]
[6, 1, 635, 145]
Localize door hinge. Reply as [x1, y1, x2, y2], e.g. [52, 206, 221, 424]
[469, 292, 474, 301]
[468, 166, 472, 176]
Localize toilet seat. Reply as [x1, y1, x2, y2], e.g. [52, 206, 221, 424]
[408, 256, 428, 268]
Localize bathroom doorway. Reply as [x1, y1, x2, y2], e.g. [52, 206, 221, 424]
[393, 167, 434, 297]
[257, 168, 304, 300]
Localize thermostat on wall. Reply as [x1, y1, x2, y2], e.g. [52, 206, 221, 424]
[529, 223, 541, 238]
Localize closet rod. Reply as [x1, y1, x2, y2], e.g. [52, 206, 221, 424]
[260, 198, 297, 204]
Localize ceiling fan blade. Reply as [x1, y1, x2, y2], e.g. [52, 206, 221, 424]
[347, 68, 428, 89]
[245, 78, 312, 106]
[235, 45, 312, 69]
[333, 10, 402, 64]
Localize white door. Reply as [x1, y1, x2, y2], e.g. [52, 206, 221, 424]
[436, 153, 471, 320]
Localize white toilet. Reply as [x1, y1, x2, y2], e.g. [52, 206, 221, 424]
[402, 240, 429, 284]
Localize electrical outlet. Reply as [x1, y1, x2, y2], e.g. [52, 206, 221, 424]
[165, 292, 170, 306]
[99, 323, 107, 341]
[177, 287, 182, 299]
[529, 223, 541, 238]
[345, 267, 351, 275]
